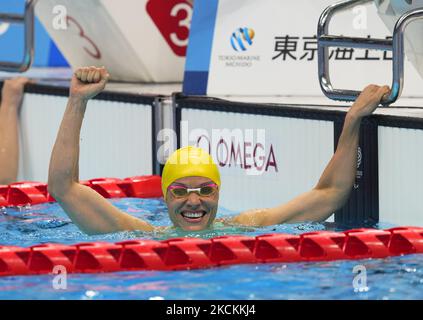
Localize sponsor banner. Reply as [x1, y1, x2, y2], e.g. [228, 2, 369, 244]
[179, 108, 334, 214]
[0, 1, 68, 67]
[35, 0, 192, 82]
[184, 0, 423, 97]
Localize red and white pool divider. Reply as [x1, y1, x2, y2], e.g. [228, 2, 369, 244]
[0, 175, 163, 206]
[0, 176, 423, 276]
[0, 227, 423, 276]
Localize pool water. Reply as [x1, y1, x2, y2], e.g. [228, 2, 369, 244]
[0, 198, 422, 300]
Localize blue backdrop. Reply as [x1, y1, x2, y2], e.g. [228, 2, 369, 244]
[0, 1, 68, 67]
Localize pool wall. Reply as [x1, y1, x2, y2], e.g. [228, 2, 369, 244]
[378, 122, 423, 225]
[16, 84, 156, 182]
[10, 82, 423, 227]
[174, 95, 423, 227]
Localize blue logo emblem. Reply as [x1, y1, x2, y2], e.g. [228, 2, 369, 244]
[230, 27, 255, 51]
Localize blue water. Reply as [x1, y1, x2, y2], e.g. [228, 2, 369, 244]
[0, 198, 422, 300]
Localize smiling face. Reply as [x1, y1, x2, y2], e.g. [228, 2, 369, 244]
[165, 176, 219, 231]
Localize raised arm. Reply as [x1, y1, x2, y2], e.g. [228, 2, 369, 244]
[48, 67, 154, 234]
[0, 78, 29, 184]
[233, 84, 390, 227]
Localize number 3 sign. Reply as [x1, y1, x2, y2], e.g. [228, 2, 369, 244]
[146, 0, 192, 57]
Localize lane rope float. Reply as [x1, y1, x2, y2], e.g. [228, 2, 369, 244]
[0, 226, 422, 276]
[0, 176, 422, 276]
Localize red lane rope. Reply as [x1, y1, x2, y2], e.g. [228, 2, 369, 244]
[0, 227, 422, 276]
[0, 175, 163, 206]
[1, 176, 423, 276]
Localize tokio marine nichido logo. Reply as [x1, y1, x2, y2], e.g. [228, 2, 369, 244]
[230, 27, 255, 51]
[218, 27, 260, 68]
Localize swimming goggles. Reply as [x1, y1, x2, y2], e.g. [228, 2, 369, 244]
[168, 183, 218, 198]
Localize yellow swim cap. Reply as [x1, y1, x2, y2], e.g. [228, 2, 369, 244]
[161, 146, 221, 199]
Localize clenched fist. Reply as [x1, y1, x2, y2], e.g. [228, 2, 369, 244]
[70, 66, 110, 101]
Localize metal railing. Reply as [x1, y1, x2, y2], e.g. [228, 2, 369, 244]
[0, 0, 38, 72]
[318, 0, 423, 105]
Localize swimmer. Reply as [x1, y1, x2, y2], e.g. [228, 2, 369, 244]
[48, 66, 390, 234]
[0, 77, 30, 184]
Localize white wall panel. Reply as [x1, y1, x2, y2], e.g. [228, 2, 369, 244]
[379, 126, 423, 226]
[18, 93, 153, 182]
